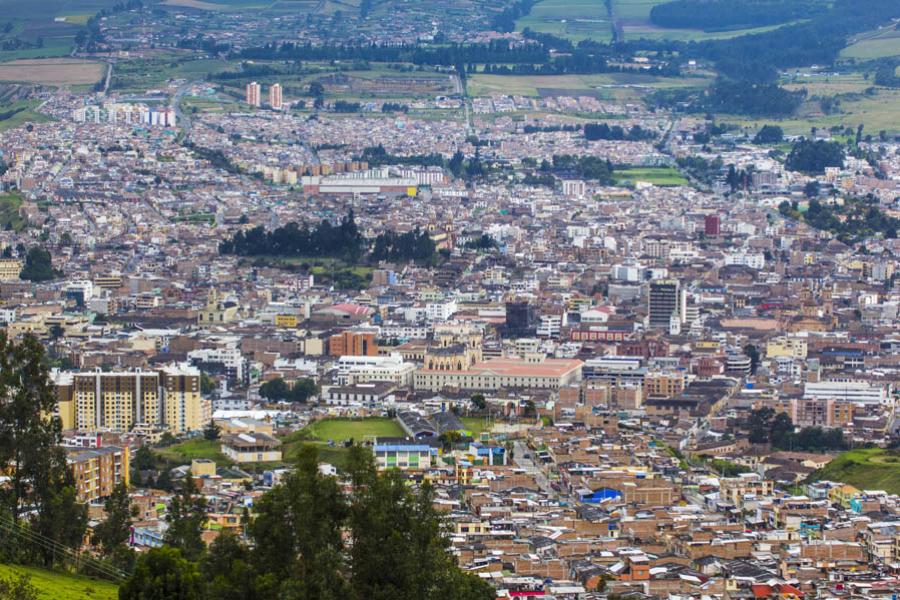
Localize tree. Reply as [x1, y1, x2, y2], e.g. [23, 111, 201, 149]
[346, 446, 493, 600]
[470, 393, 486, 412]
[200, 530, 257, 600]
[0, 334, 74, 529]
[93, 482, 135, 556]
[19, 246, 58, 282]
[203, 420, 221, 441]
[785, 139, 844, 174]
[743, 344, 760, 375]
[119, 547, 204, 600]
[753, 124, 783, 144]
[164, 474, 207, 561]
[746, 407, 774, 443]
[250, 445, 350, 599]
[200, 372, 217, 395]
[770, 412, 794, 449]
[804, 180, 821, 198]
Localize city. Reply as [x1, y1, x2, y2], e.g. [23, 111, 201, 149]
[0, 0, 898, 598]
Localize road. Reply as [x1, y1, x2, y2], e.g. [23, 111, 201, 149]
[513, 440, 553, 495]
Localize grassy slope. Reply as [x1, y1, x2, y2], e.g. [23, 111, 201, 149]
[0, 191, 27, 231]
[281, 417, 404, 469]
[0, 564, 118, 600]
[0, 99, 50, 133]
[810, 448, 900, 494]
[155, 438, 233, 465]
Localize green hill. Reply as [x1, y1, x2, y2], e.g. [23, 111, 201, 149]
[0, 564, 118, 600]
[809, 448, 900, 494]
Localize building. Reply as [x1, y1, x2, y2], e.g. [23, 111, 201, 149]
[54, 365, 207, 434]
[246, 81, 261, 107]
[414, 356, 583, 392]
[704, 214, 721, 236]
[504, 301, 536, 338]
[221, 433, 282, 463]
[373, 439, 436, 471]
[269, 83, 283, 110]
[337, 353, 416, 387]
[803, 380, 887, 404]
[329, 330, 378, 357]
[68, 445, 130, 503]
[648, 279, 685, 332]
[0, 258, 22, 281]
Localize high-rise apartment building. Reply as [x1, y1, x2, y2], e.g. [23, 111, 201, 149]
[648, 279, 686, 332]
[54, 365, 208, 434]
[246, 81, 261, 107]
[269, 83, 283, 110]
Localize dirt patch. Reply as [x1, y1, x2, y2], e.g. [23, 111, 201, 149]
[0, 58, 104, 86]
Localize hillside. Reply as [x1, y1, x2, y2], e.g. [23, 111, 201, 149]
[0, 564, 118, 600]
[809, 448, 900, 494]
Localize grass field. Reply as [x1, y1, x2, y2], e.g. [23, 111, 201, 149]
[0, 58, 104, 86]
[613, 167, 688, 186]
[155, 438, 233, 465]
[809, 448, 900, 494]
[280, 417, 404, 469]
[0, 564, 118, 600]
[517, 0, 612, 42]
[841, 26, 900, 60]
[0, 192, 26, 231]
[622, 19, 807, 42]
[461, 416, 494, 439]
[305, 417, 404, 442]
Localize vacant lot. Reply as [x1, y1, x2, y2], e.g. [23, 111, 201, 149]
[0, 191, 26, 231]
[0, 99, 50, 132]
[0, 59, 104, 86]
[0, 564, 118, 600]
[810, 448, 900, 494]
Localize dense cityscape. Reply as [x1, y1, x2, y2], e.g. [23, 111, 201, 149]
[0, 0, 898, 598]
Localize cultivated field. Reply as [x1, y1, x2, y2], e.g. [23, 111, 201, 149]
[0, 59, 104, 86]
[841, 26, 900, 60]
[467, 72, 708, 100]
[517, 0, 612, 42]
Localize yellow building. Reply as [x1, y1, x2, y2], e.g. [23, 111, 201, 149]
[0, 258, 22, 281]
[274, 314, 298, 328]
[198, 288, 239, 327]
[68, 445, 130, 503]
[766, 337, 808, 359]
[53, 365, 207, 434]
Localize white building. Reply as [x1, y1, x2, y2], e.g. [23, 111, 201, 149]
[336, 353, 416, 387]
[803, 380, 888, 404]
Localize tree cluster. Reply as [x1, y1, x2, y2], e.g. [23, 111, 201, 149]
[259, 377, 319, 403]
[649, 0, 824, 31]
[219, 211, 364, 262]
[121, 447, 494, 600]
[370, 228, 437, 263]
[19, 246, 59, 282]
[584, 123, 656, 142]
[753, 124, 784, 144]
[784, 139, 845, 174]
[746, 408, 847, 452]
[543, 154, 615, 184]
